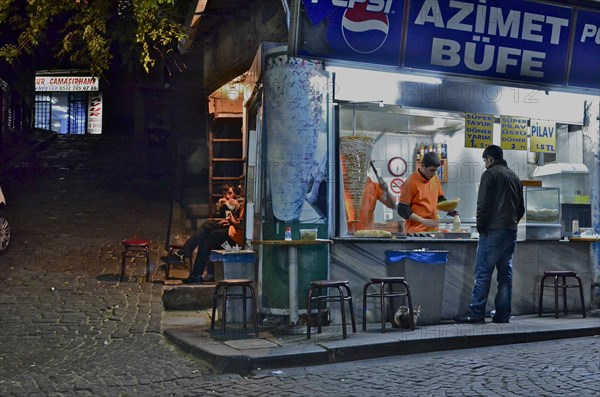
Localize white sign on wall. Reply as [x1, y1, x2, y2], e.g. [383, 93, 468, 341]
[35, 76, 99, 92]
[87, 92, 103, 134]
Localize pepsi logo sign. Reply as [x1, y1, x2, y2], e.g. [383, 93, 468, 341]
[341, 1, 390, 54]
[328, 0, 394, 15]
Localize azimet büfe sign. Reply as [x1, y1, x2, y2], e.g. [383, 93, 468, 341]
[298, 0, 600, 90]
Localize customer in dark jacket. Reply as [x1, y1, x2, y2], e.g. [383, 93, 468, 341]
[456, 145, 524, 324]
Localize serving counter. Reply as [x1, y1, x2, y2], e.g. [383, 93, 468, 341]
[329, 237, 594, 325]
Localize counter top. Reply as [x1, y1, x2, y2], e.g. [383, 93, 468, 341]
[569, 236, 600, 242]
[334, 237, 594, 243]
[251, 239, 333, 246]
[333, 236, 477, 243]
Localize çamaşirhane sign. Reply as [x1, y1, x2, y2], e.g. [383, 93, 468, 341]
[35, 76, 99, 92]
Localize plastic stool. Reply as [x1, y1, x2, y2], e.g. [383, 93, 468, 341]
[120, 238, 151, 282]
[363, 277, 415, 332]
[306, 280, 356, 340]
[210, 279, 259, 336]
[538, 271, 586, 318]
[164, 243, 191, 280]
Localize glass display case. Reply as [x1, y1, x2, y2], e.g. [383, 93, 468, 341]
[518, 187, 561, 240]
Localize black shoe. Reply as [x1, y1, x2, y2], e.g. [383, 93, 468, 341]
[455, 315, 485, 324]
[182, 276, 202, 284]
[160, 251, 185, 264]
[203, 274, 215, 282]
[492, 317, 510, 324]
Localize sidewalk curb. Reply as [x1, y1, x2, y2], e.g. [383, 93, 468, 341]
[163, 318, 600, 375]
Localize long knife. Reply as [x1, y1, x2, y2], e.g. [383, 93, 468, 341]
[370, 161, 380, 180]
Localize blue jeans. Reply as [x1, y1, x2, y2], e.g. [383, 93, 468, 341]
[189, 228, 236, 278]
[467, 229, 517, 321]
[181, 220, 225, 278]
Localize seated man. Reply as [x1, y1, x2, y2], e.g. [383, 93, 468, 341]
[215, 183, 242, 218]
[161, 184, 242, 283]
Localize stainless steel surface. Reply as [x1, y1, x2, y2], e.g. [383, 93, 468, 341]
[338, 104, 465, 135]
[520, 223, 562, 241]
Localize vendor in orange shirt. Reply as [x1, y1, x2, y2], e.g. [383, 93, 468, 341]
[398, 151, 457, 233]
[347, 175, 396, 233]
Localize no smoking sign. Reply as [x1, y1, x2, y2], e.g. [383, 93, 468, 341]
[390, 178, 404, 194]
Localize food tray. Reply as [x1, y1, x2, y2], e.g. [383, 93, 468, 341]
[569, 236, 600, 242]
[433, 232, 472, 239]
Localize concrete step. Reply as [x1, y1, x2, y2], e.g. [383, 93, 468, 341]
[163, 284, 215, 310]
[161, 266, 214, 310]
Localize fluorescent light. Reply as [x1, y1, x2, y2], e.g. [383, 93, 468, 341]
[395, 73, 442, 85]
[327, 65, 442, 85]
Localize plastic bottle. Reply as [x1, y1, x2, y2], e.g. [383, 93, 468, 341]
[285, 226, 292, 241]
[453, 215, 461, 231]
[572, 219, 579, 236]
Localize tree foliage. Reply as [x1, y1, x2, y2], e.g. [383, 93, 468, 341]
[0, 0, 191, 76]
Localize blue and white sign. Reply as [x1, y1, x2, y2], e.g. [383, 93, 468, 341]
[300, 0, 404, 65]
[404, 0, 572, 86]
[569, 9, 600, 90]
[297, 0, 600, 92]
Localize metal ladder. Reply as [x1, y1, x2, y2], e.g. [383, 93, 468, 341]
[208, 116, 245, 216]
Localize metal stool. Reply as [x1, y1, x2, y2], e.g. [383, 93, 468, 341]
[120, 238, 151, 282]
[210, 279, 259, 336]
[538, 271, 586, 318]
[164, 243, 191, 280]
[363, 277, 415, 332]
[306, 280, 356, 340]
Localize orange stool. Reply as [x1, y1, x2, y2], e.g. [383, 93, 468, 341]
[306, 280, 356, 340]
[538, 271, 586, 318]
[120, 238, 151, 282]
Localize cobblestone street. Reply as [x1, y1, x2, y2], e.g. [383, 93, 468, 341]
[0, 136, 598, 396]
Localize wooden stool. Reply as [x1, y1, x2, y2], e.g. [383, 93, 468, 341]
[538, 271, 586, 318]
[164, 243, 191, 280]
[363, 277, 415, 332]
[210, 279, 259, 336]
[120, 238, 151, 282]
[306, 280, 356, 340]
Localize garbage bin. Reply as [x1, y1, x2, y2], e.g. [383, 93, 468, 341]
[210, 249, 256, 322]
[386, 250, 449, 326]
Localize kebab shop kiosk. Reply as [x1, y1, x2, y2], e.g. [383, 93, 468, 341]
[244, 0, 600, 326]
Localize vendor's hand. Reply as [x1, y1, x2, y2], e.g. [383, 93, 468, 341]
[218, 219, 230, 227]
[422, 218, 438, 229]
[447, 210, 459, 217]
